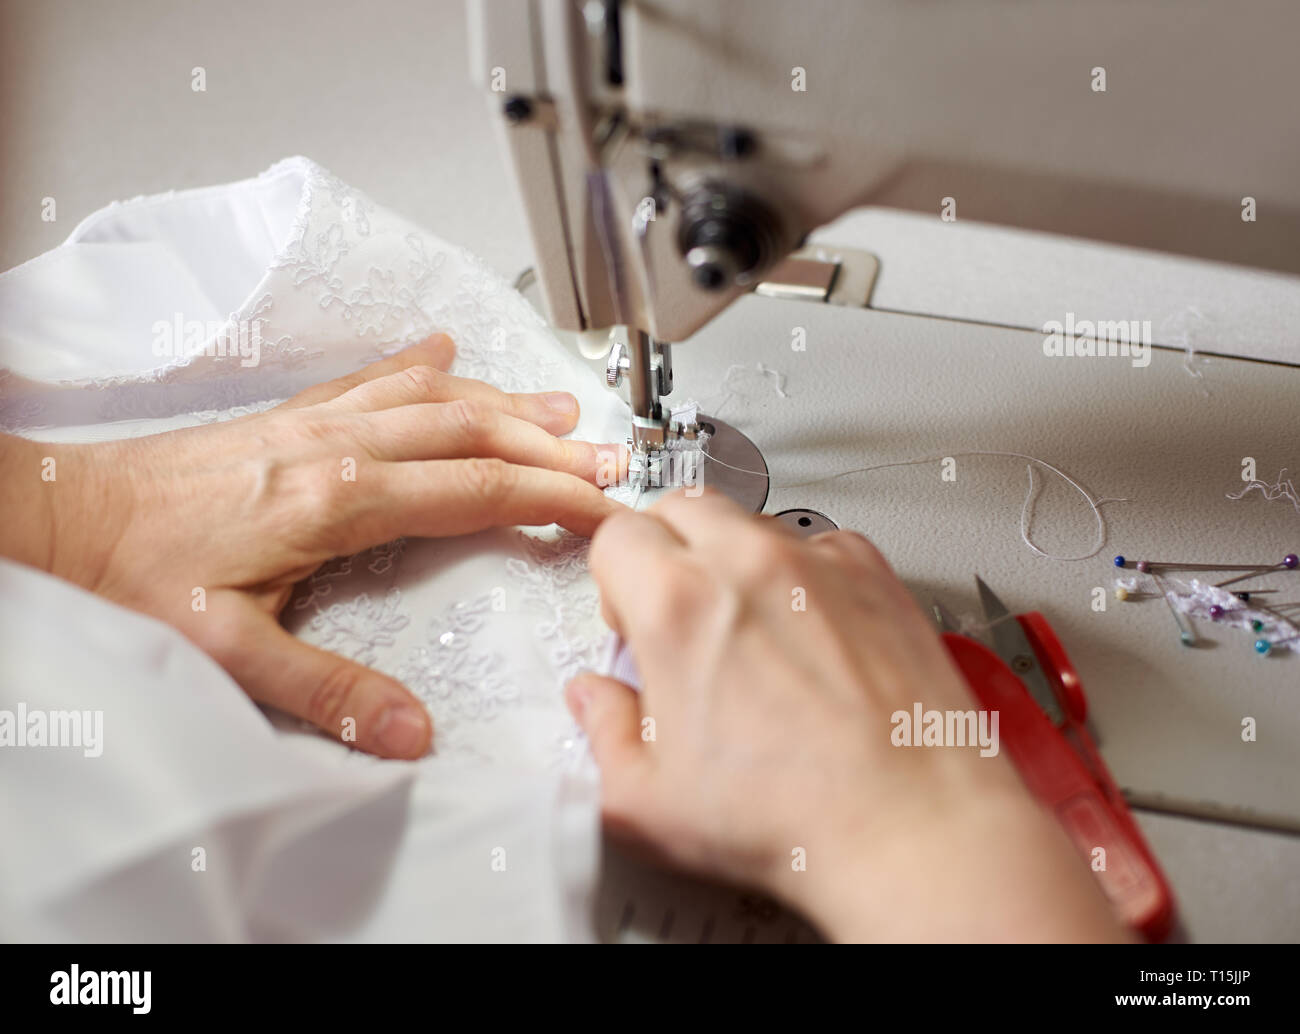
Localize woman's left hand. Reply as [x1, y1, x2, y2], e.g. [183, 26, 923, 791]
[2, 334, 625, 757]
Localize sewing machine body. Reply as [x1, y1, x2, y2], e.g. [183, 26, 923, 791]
[4, 0, 1297, 947]
[472, 0, 1300, 485]
[471, 0, 1300, 940]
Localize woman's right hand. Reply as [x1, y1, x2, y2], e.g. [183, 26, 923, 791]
[567, 489, 1128, 942]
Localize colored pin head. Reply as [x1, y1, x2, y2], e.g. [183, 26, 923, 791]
[1111, 552, 1300, 579]
[1114, 549, 1298, 652]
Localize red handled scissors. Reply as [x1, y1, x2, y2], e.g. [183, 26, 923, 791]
[935, 576, 1175, 942]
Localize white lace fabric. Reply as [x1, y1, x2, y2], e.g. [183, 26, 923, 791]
[0, 157, 629, 941]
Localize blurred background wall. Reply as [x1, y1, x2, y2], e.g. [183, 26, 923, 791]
[0, 0, 530, 276]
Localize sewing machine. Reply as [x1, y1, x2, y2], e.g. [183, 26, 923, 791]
[4, 0, 1296, 947]
[472, 0, 1300, 508]
[471, 0, 1300, 942]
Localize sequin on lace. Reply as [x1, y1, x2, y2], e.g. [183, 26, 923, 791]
[5, 157, 617, 766]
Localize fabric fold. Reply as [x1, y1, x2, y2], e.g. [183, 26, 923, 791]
[0, 156, 628, 941]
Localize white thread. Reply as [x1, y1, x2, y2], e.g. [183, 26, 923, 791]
[1227, 468, 1300, 515]
[755, 362, 790, 398]
[701, 448, 1127, 562]
[951, 609, 1022, 638]
[1160, 305, 1212, 395]
[707, 362, 790, 417]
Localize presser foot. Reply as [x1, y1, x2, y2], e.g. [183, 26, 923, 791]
[626, 414, 768, 513]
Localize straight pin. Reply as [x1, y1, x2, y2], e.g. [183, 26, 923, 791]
[1248, 603, 1300, 632]
[1233, 590, 1280, 602]
[1149, 571, 1196, 646]
[1114, 553, 1298, 575]
[1254, 632, 1300, 656]
[1115, 587, 1277, 603]
[1113, 586, 1163, 602]
[1215, 556, 1299, 589]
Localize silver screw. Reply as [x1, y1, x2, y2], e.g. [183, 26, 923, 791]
[606, 340, 630, 387]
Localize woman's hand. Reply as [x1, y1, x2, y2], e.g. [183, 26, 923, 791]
[2, 334, 625, 758]
[567, 490, 1127, 942]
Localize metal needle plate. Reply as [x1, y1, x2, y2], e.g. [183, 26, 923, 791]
[697, 413, 768, 513]
[775, 508, 838, 537]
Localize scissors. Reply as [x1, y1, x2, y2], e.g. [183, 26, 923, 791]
[935, 576, 1175, 942]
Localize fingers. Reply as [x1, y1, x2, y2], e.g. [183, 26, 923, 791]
[647, 487, 760, 551]
[357, 400, 626, 483]
[345, 458, 625, 545]
[276, 334, 456, 411]
[808, 528, 889, 571]
[566, 672, 649, 799]
[324, 365, 582, 436]
[203, 598, 432, 759]
[277, 334, 582, 436]
[587, 506, 687, 636]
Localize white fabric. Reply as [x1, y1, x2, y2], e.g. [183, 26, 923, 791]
[0, 157, 631, 941]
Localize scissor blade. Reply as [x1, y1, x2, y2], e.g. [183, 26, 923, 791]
[974, 575, 1065, 725]
[975, 575, 1013, 639]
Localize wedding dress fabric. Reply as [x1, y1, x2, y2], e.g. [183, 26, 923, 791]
[0, 157, 634, 941]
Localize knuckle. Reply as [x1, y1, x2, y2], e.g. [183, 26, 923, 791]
[330, 370, 368, 396]
[190, 604, 243, 662]
[296, 413, 352, 446]
[760, 534, 804, 566]
[736, 532, 805, 586]
[264, 407, 350, 450]
[445, 397, 488, 444]
[459, 456, 515, 505]
[398, 364, 444, 398]
[649, 562, 718, 623]
[820, 529, 887, 570]
[251, 411, 293, 442]
[556, 437, 587, 474]
[292, 461, 359, 547]
[306, 459, 351, 504]
[306, 664, 363, 731]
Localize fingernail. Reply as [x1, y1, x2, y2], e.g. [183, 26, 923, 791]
[375, 705, 430, 757]
[542, 392, 577, 414]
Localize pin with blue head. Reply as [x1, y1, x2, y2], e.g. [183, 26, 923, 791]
[1256, 632, 1299, 656]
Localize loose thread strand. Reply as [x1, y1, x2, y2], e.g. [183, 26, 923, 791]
[700, 448, 1127, 562]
